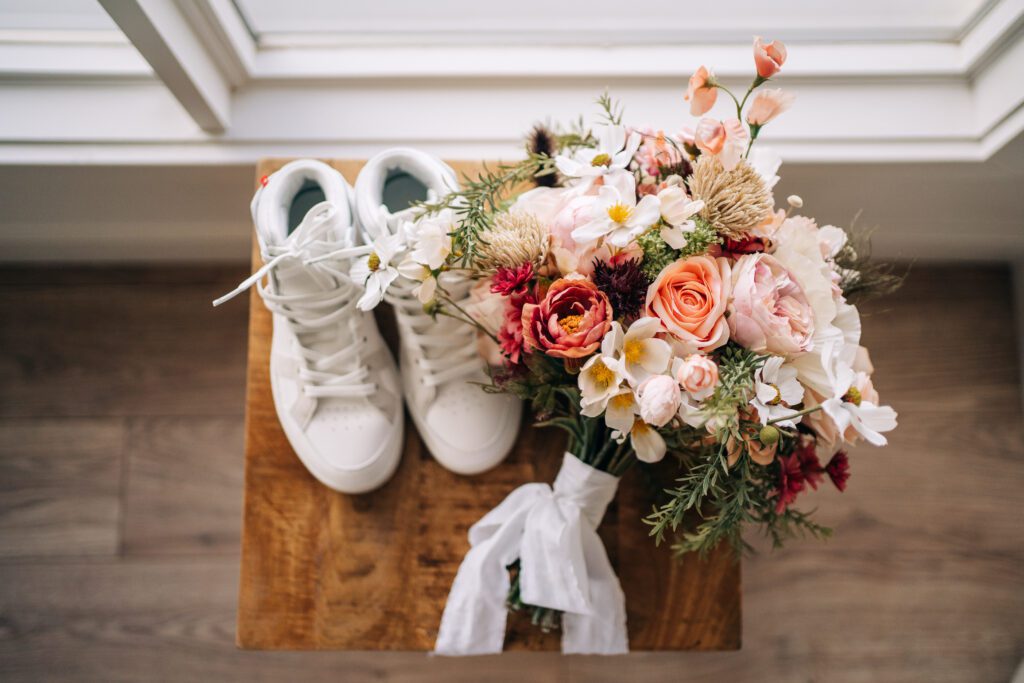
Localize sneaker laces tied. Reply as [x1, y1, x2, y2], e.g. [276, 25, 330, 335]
[213, 201, 378, 400]
[385, 277, 482, 389]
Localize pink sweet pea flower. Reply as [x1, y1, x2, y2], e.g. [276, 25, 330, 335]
[753, 36, 787, 79]
[746, 88, 795, 126]
[685, 65, 718, 116]
[694, 117, 749, 171]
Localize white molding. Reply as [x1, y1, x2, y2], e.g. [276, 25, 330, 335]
[0, 0, 1019, 164]
[98, 0, 232, 132]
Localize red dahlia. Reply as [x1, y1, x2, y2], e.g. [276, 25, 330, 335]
[490, 262, 535, 296]
[826, 451, 850, 492]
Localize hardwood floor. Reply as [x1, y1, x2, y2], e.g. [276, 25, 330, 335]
[0, 264, 1021, 682]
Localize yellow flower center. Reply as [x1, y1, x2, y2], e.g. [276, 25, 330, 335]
[588, 358, 616, 389]
[623, 339, 644, 365]
[766, 383, 782, 406]
[367, 252, 381, 272]
[558, 314, 583, 334]
[631, 417, 650, 435]
[609, 392, 634, 410]
[591, 153, 612, 167]
[843, 386, 862, 406]
[606, 202, 632, 224]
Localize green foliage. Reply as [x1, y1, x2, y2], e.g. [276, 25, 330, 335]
[635, 218, 721, 280]
[415, 154, 553, 266]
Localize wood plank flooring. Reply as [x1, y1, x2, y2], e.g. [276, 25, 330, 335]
[0, 264, 1021, 682]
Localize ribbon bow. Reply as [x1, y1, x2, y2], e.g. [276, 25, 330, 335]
[434, 453, 628, 655]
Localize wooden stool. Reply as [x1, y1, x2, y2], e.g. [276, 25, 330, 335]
[236, 159, 741, 651]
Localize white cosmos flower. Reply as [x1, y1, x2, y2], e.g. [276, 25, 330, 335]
[604, 317, 672, 385]
[657, 185, 705, 250]
[396, 257, 437, 304]
[571, 184, 661, 248]
[819, 342, 898, 446]
[579, 353, 628, 417]
[350, 232, 405, 311]
[612, 418, 667, 463]
[604, 387, 638, 432]
[750, 356, 805, 427]
[405, 208, 455, 270]
[555, 124, 642, 187]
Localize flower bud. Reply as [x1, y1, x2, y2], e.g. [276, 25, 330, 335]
[787, 195, 803, 209]
[759, 424, 781, 446]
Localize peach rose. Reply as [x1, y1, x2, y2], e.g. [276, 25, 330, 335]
[676, 354, 719, 400]
[685, 65, 718, 116]
[753, 36, 787, 78]
[521, 278, 612, 359]
[746, 88, 795, 126]
[645, 255, 731, 354]
[728, 253, 814, 357]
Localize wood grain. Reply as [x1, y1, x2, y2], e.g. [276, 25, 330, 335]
[0, 267, 249, 418]
[122, 416, 245, 556]
[0, 262, 1020, 681]
[0, 418, 122, 557]
[236, 159, 741, 652]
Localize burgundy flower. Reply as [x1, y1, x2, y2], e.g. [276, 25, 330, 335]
[826, 451, 850, 492]
[591, 258, 650, 321]
[774, 453, 806, 514]
[794, 437, 825, 490]
[491, 262, 535, 296]
[718, 235, 766, 258]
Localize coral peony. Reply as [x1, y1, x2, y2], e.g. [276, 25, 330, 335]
[521, 278, 612, 359]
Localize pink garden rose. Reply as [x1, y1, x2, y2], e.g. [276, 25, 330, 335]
[728, 253, 814, 357]
[521, 278, 612, 359]
[645, 255, 731, 354]
[636, 375, 682, 427]
[676, 354, 719, 400]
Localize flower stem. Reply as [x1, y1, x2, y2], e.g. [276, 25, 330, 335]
[767, 405, 823, 425]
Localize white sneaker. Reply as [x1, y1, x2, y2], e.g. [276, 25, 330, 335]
[215, 159, 403, 494]
[354, 148, 521, 475]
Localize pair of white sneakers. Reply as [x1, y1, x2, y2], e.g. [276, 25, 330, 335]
[216, 150, 521, 494]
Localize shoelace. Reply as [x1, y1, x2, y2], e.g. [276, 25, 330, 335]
[213, 202, 379, 400]
[385, 275, 482, 390]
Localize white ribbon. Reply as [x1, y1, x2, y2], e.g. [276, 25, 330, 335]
[434, 452, 628, 656]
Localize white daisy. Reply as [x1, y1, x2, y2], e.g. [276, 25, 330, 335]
[605, 317, 672, 385]
[613, 418, 667, 463]
[571, 184, 661, 248]
[751, 356, 805, 427]
[396, 257, 437, 304]
[555, 124, 641, 188]
[578, 353, 628, 417]
[657, 185, 705, 250]
[819, 342, 898, 446]
[350, 232, 405, 311]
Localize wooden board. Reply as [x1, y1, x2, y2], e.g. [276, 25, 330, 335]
[235, 159, 741, 651]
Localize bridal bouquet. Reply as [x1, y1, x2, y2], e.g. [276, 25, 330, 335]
[358, 38, 899, 654]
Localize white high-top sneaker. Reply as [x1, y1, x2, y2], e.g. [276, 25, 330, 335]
[354, 149, 521, 475]
[215, 160, 403, 494]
